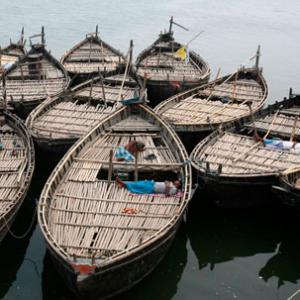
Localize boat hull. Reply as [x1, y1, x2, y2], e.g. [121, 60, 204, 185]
[10, 98, 45, 119]
[47, 219, 181, 299]
[33, 136, 76, 154]
[146, 78, 209, 108]
[196, 171, 280, 208]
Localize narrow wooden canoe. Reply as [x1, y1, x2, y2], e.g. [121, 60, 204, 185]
[38, 103, 192, 299]
[26, 72, 140, 153]
[136, 22, 210, 106]
[0, 109, 35, 243]
[155, 64, 267, 136]
[61, 26, 125, 82]
[0, 28, 69, 118]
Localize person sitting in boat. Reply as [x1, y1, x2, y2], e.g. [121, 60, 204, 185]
[115, 140, 145, 162]
[254, 131, 300, 153]
[116, 176, 182, 196]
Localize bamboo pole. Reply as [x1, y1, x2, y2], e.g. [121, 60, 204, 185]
[290, 117, 298, 142]
[108, 150, 113, 183]
[134, 151, 138, 181]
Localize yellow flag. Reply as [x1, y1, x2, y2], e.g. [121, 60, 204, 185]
[174, 47, 186, 60]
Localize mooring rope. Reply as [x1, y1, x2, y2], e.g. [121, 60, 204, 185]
[3, 203, 37, 240]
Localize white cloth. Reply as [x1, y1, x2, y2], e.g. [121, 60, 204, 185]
[154, 182, 177, 195]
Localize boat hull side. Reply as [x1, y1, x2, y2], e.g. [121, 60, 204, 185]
[47, 219, 182, 299]
[196, 171, 280, 208]
[146, 77, 209, 108]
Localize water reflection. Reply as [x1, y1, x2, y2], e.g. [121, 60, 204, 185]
[259, 227, 300, 287]
[186, 198, 280, 270]
[0, 203, 35, 298]
[41, 225, 188, 300]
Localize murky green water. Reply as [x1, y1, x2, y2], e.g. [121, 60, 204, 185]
[1, 1, 300, 299]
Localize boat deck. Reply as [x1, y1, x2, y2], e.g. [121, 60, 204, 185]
[63, 39, 124, 74]
[192, 132, 300, 176]
[160, 79, 264, 125]
[0, 125, 26, 219]
[137, 52, 203, 81]
[245, 106, 300, 139]
[29, 83, 136, 140]
[44, 109, 187, 262]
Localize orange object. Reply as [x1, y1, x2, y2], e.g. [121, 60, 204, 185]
[71, 263, 96, 274]
[122, 208, 138, 214]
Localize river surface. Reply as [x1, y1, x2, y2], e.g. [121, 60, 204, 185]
[1, 1, 300, 299]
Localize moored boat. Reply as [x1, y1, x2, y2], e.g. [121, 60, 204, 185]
[243, 90, 300, 141]
[61, 26, 125, 83]
[38, 102, 192, 299]
[155, 47, 267, 148]
[0, 27, 69, 118]
[26, 68, 140, 153]
[0, 103, 35, 243]
[0, 28, 26, 71]
[136, 17, 210, 106]
[190, 119, 300, 207]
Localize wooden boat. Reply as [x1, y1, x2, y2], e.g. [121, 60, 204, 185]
[155, 47, 267, 147]
[0, 28, 26, 70]
[136, 17, 210, 106]
[0, 104, 35, 243]
[26, 69, 140, 153]
[0, 27, 69, 118]
[243, 90, 300, 141]
[61, 26, 125, 82]
[272, 168, 300, 209]
[190, 118, 300, 206]
[38, 102, 192, 299]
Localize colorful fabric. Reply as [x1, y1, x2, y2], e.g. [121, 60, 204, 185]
[115, 146, 134, 162]
[174, 46, 190, 64]
[175, 47, 187, 60]
[124, 180, 155, 194]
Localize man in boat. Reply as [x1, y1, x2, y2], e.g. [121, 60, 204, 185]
[116, 176, 182, 196]
[254, 130, 300, 153]
[115, 140, 145, 162]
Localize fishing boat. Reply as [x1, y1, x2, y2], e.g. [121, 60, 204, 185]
[61, 25, 125, 83]
[0, 27, 69, 118]
[0, 102, 35, 243]
[0, 28, 26, 71]
[26, 42, 140, 153]
[38, 102, 192, 299]
[190, 112, 300, 207]
[155, 46, 267, 148]
[136, 17, 210, 106]
[243, 90, 300, 141]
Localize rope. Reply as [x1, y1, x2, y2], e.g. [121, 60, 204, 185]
[287, 289, 300, 300]
[3, 203, 37, 240]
